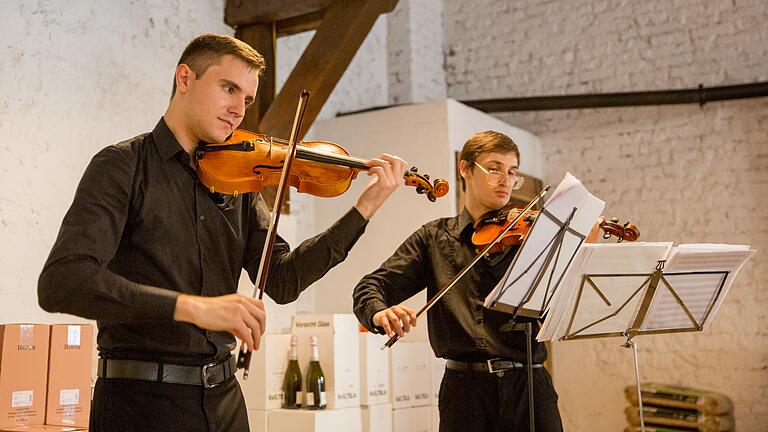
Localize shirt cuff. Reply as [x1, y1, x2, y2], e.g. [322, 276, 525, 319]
[365, 300, 390, 334]
[135, 284, 181, 322]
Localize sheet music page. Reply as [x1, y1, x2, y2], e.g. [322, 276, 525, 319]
[483, 172, 605, 315]
[641, 244, 756, 331]
[537, 245, 593, 341]
[537, 242, 673, 341]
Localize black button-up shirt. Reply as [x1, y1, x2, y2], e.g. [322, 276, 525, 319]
[353, 209, 547, 363]
[39, 118, 367, 365]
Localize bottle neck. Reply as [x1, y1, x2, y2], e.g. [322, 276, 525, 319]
[289, 345, 298, 361]
[310, 344, 319, 361]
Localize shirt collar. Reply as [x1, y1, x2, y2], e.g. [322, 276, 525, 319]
[450, 207, 476, 241]
[152, 117, 186, 161]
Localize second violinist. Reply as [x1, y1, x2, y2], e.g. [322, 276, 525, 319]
[353, 131, 564, 432]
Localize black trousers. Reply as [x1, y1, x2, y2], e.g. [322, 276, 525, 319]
[89, 375, 249, 432]
[438, 367, 563, 432]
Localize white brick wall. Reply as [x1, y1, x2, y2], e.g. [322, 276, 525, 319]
[277, 16, 389, 120]
[444, 0, 768, 97]
[387, 0, 447, 104]
[443, 0, 768, 430]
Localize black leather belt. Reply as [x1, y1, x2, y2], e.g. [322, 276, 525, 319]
[97, 355, 236, 388]
[446, 358, 544, 374]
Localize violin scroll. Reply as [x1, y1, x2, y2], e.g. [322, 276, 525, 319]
[598, 217, 640, 242]
[404, 167, 449, 202]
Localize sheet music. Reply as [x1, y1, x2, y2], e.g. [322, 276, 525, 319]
[483, 172, 605, 315]
[538, 242, 673, 341]
[641, 244, 756, 331]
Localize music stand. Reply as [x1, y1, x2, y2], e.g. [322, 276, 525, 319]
[560, 260, 733, 432]
[484, 172, 606, 432]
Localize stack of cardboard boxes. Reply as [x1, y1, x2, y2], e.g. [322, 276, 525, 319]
[360, 329, 391, 432]
[389, 341, 432, 432]
[0, 324, 92, 432]
[239, 314, 445, 432]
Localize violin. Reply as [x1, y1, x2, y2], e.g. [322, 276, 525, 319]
[196, 129, 449, 202]
[471, 204, 640, 254]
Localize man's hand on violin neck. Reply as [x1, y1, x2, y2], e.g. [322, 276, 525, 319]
[174, 293, 266, 352]
[354, 153, 408, 220]
[373, 305, 417, 338]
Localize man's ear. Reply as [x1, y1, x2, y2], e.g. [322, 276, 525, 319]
[175, 64, 195, 95]
[458, 160, 471, 180]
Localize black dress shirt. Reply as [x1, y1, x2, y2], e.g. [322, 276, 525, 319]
[353, 209, 547, 363]
[39, 118, 368, 365]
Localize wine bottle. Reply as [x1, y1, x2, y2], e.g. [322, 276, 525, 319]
[304, 335, 327, 410]
[282, 335, 302, 409]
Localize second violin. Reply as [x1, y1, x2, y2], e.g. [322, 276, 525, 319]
[196, 129, 449, 202]
[471, 203, 640, 254]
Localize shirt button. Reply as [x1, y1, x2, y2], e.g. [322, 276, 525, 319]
[199, 215, 205, 221]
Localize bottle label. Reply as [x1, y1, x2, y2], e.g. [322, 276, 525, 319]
[306, 392, 314, 406]
[319, 391, 326, 406]
[296, 391, 303, 406]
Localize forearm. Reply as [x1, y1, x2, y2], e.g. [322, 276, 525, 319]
[353, 281, 390, 333]
[38, 255, 178, 322]
[260, 207, 368, 304]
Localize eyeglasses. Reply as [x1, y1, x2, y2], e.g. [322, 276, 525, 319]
[474, 162, 525, 190]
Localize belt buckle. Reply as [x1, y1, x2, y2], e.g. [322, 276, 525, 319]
[201, 361, 220, 389]
[486, 358, 506, 374]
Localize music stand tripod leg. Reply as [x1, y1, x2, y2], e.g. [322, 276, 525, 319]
[526, 322, 535, 432]
[623, 335, 645, 432]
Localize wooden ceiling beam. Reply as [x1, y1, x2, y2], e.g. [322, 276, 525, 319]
[234, 24, 276, 133]
[225, 0, 334, 27]
[275, 9, 326, 37]
[258, 0, 398, 140]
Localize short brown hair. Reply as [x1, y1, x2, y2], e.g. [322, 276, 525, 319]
[171, 33, 265, 97]
[459, 131, 520, 190]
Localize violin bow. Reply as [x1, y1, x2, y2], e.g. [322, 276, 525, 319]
[238, 90, 311, 378]
[380, 185, 551, 350]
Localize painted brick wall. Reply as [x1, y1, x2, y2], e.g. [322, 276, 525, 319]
[443, 0, 768, 430]
[387, 0, 447, 104]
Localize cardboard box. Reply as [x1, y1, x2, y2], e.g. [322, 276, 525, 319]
[392, 406, 431, 432]
[0, 325, 50, 429]
[429, 355, 445, 403]
[291, 315, 360, 409]
[45, 325, 92, 428]
[247, 409, 268, 432]
[431, 404, 439, 432]
[389, 342, 430, 409]
[236, 334, 292, 410]
[268, 407, 361, 432]
[359, 333, 390, 406]
[362, 403, 392, 432]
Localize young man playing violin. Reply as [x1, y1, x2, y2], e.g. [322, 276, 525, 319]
[39, 33, 407, 432]
[353, 131, 563, 432]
